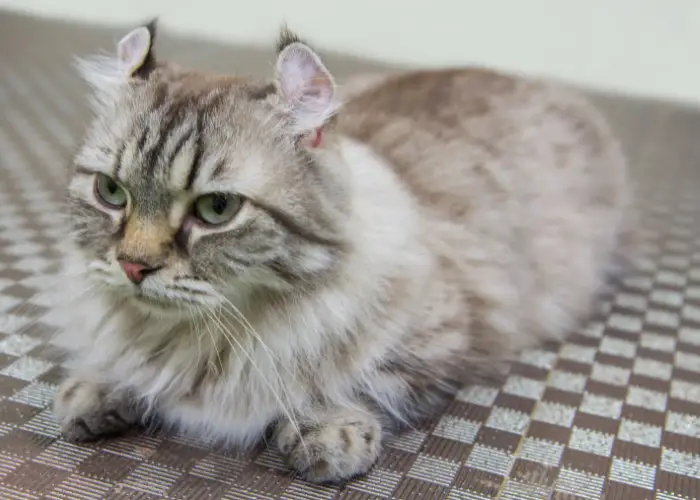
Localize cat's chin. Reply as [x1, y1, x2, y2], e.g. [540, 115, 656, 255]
[128, 292, 190, 318]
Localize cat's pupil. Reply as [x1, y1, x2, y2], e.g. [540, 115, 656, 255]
[211, 196, 227, 215]
[107, 180, 117, 194]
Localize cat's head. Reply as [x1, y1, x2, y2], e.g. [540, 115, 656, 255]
[68, 21, 349, 314]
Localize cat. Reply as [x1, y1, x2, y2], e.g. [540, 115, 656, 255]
[52, 20, 637, 484]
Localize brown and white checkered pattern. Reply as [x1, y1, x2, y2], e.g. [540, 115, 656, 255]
[0, 11, 699, 500]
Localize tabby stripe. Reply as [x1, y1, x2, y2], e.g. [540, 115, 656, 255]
[192, 91, 230, 183]
[74, 164, 96, 175]
[113, 141, 126, 177]
[168, 126, 195, 168]
[210, 158, 226, 181]
[251, 199, 342, 247]
[185, 114, 204, 191]
[266, 259, 301, 283]
[223, 253, 257, 267]
[167, 124, 197, 190]
[142, 102, 182, 173]
[135, 126, 150, 155]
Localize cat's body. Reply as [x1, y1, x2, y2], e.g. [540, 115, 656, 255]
[53, 24, 635, 483]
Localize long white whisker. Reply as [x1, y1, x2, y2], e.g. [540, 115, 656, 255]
[194, 305, 226, 377]
[203, 305, 307, 456]
[186, 305, 205, 375]
[207, 278, 313, 450]
[215, 294, 290, 371]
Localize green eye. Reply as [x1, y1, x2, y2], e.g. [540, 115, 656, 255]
[194, 193, 242, 225]
[94, 173, 127, 208]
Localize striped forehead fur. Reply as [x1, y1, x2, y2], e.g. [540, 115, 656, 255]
[69, 34, 349, 296]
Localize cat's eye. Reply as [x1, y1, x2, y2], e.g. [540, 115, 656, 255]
[94, 173, 128, 209]
[193, 193, 242, 226]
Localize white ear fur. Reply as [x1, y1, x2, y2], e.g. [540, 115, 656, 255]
[275, 42, 339, 134]
[117, 27, 153, 76]
[75, 26, 153, 111]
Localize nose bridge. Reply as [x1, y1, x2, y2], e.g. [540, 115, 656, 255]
[118, 212, 172, 265]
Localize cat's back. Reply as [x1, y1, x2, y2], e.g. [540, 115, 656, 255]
[338, 67, 519, 134]
[338, 68, 634, 349]
[337, 67, 628, 221]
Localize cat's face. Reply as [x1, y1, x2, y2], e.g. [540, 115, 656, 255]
[67, 24, 346, 313]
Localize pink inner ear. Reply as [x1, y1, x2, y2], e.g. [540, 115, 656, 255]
[307, 76, 332, 99]
[276, 43, 337, 132]
[310, 128, 323, 148]
[302, 128, 324, 149]
[279, 46, 333, 105]
[117, 27, 151, 74]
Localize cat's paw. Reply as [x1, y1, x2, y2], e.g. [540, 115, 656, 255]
[276, 410, 382, 484]
[53, 378, 138, 442]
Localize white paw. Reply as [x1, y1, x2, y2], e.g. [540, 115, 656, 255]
[276, 411, 382, 484]
[53, 377, 137, 442]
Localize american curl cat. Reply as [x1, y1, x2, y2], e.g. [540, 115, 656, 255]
[53, 21, 637, 483]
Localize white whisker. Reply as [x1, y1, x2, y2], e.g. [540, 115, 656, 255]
[202, 304, 307, 456]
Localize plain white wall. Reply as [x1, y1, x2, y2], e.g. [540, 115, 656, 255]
[3, 0, 699, 104]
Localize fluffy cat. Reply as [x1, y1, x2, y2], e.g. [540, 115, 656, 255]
[53, 21, 636, 483]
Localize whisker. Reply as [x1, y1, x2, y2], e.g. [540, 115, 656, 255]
[203, 305, 307, 456]
[194, 305, 226, 378]
[207, 278, 302, 388]
[186, 305, 206, 375]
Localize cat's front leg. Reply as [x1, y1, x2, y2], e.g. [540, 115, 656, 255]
[53, 376, 141, 442]
[275, 406, 383, 484]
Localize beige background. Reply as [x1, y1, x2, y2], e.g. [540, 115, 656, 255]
[1, 0, 699, 105]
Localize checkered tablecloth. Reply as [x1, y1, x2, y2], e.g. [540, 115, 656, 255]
[0, 11, 699, 500]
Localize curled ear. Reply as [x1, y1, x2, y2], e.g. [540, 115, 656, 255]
[275, 32, 339, 138]
[117, 19, 158, 78]
[76, 19, 158, 110]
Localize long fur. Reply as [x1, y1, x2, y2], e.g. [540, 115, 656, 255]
[52, 26, 637, 483]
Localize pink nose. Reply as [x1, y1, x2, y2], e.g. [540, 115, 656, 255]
[118, 260, 153, 284]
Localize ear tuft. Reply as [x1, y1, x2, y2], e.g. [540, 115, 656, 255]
[275, 40, 339, 134]
[276, 25, 305, 55]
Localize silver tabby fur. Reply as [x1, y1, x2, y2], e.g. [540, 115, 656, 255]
[53, 22, 638, 483]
